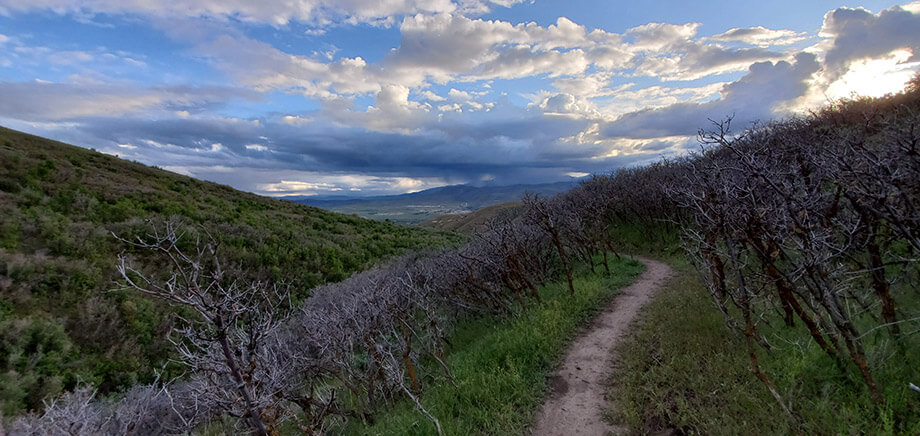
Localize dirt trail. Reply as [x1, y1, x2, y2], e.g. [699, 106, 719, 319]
[531, 257, 673, 436]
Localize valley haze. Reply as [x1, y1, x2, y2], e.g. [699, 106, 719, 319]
[286, 181, 575, 224]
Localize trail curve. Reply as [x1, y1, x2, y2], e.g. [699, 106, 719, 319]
[530, 257, 674, 436]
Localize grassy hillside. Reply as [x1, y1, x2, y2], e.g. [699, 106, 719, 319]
[419, 201, 523, 234]
[610, 254, 920, 435]
[0, 126, 463, 415]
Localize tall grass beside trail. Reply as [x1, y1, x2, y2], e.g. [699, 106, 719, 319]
[609, 258, 920, 435]
[339, 256, 644, 436]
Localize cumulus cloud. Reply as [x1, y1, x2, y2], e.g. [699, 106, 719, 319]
[385, 14, 522, 81]
[537, 93, 600, 118]
[194, 34, 381, 98]
[345, 84, 433, 132]
[625, 22, 785, 80]
[381, 13, 785, 87]
[819, 4, 920, 80]
[551, 73, 616, 98]
[594, 82, 726, 117]
[602, 52, 820, 139]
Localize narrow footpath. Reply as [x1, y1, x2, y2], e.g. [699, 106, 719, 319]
[531, 257, 674, 436]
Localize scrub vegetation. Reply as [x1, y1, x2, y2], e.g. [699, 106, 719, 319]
[607, 77, 920, 434]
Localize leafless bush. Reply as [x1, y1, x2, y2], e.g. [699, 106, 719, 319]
[7, 380, 211, 436]
[673, 95, 920, 411]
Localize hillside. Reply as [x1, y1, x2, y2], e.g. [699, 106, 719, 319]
[419, 201, 524, 234]
[0, 126, 463, 416]
[289, 182, 574, 224]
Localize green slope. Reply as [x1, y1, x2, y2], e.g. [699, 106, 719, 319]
[0, 126, 463, 416]
[419, 201, 524, 234]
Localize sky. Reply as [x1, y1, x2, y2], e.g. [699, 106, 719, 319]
[1, 1, 919, 197]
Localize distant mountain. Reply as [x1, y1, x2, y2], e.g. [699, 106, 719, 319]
[285, 181, 577, 224]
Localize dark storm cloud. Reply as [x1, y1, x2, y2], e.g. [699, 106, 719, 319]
[21, 104, 609, 187]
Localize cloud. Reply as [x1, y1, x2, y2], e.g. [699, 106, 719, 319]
[551, 72, 616, 98]
[625, 22, 785, 80]
[385, 14, 522, 81]
[2, 37, 148, 75]
[533, 92, 600, 119]
[594, 82, 726, 117]
[384, 15, 606, 84]
[0, 81, 259, 120]
[195, 34, 381, 98]
[281, 115, 313, 125]
[707, 26, 808, 47]
[256, 173, 446, 196]
[602, 52, 820, 139]
[418, 90, 446, 101]
[448, 88, 474, 101]
[819, 4, 920, 80]
[0, 0, 530, 27]
[0, 0, 454, 26]
[627, 22, 700, 51]
[381, 13, 784, 87]
[340, 84, 434, 132]
[820, 48, 919, 101]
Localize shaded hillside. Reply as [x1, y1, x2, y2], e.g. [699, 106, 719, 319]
[289, 182, 575, 224]
[0, 126, 463, 415]
[419, 201, 524, 234]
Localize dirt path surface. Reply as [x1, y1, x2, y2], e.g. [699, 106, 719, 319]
[531, 257, 673, 436]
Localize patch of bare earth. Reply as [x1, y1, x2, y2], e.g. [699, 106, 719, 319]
[531, 257, 674, 436]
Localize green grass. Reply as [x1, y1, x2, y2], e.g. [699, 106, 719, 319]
[608, 258, 920, 435]
[0, 126, 464, 416]
[339, 256, 644, 436]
